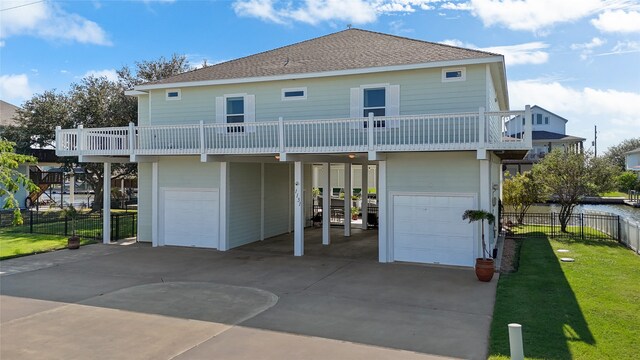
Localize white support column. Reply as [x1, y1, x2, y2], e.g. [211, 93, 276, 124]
[322, 162, 331, 245]
[69, 173, 75, 207]
[378, 161, 388, 262]
[479, 159, 491, 258]
[288, 163, 292, 233]
[361, 163, 368, 230]
[344, 162, 351, 237]
[260, 163, 265, 241]
[294, 161, 304, 256]
[103, 162, 111, 244]
[151, 162, 159, 247]
[219, 162, 228, 251]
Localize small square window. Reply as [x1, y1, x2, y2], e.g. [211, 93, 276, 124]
[282, 87, 307, 101]
[442, 67, 466, 82]
[536, 114, 543, 124]
[545, 116, 549, 124]
[165, 89, 181, 100]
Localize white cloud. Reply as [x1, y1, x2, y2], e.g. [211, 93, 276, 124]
[596, 40, 640, 56]
[570, 37, 606, 60]
[440, 39, 549, 65]
[463, 0, 617, 33]
[0, 40, 4, 47]
[232, 0, 443, 25]
[0, 0, 111, 45]
[0, 74, 33, 104]
[509, 79, 640, 151]
[592, 10, 640, 33]
[83, 69, 118, 82]
[440, 2, 473, 10]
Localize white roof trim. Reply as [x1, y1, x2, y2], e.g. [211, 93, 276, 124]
[135, 56, 504, 91]
[125, 90, 148, 96]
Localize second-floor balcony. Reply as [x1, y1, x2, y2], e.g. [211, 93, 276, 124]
[55, 108, 532, 159]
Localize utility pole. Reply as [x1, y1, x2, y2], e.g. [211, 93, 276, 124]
[593, 125, 597, 157]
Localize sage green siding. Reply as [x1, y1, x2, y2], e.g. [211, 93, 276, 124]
[146, 65, 488, 126]
[228, 162, 261, 248]
[264, 163, 291, 238]
[386, 152, 480, 194]
[138, 95, 150, 126]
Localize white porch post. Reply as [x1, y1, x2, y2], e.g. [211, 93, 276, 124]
[294, 161, 304, 256]
[361, 163, 368, 230]
[151, 162, 159, 247]
[322, 162, 331, 245]
[219, 162, 228, 251]
[344, 162, 351, 237]
[260, 163, 265, 241]
[378, 160, 388, 262]
[69, 173, 75, 207]
[479, 159, 491, 257]
[103, 162, 111, 244]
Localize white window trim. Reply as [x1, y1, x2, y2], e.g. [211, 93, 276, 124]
[360, 83, 389, 117]
[165, 89, 181, 101]
[281, 87, 307, 101]
[441, 67, 466, 82]
[224, 93, 247, 123]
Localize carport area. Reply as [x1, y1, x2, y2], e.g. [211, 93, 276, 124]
[237, 227, 378, 260]
[1, 243, 498, 360]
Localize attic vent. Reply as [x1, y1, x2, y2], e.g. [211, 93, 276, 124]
[166, 89, 181, 101]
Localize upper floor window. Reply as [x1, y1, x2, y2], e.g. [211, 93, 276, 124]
[282, 87, 307, 101]
[363, 88, 386, 117]
[226, 96, 244, 133]
[442, 67, 466, 82]
[166, 89, 181, 101]
[545, 116, 549, 124]
[536, 114, 543, 124]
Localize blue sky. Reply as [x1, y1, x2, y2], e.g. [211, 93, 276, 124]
[1, 0, 639, 152]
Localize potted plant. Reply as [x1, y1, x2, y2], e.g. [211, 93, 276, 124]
[351, 206, 359, 221]
[62, 205, 80, 250]
[462, 209, 496, 282]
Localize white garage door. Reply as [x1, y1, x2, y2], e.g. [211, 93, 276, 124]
[162, 189, 219, 248]
[393, 194, 475, 266]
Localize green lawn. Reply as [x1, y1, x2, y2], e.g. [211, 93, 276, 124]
[489, 232, 640, 359]
[0, 230, 95, 260]
[600, 191, 628, 198]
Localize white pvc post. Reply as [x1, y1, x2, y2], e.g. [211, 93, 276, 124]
[508, 323, 524, 360]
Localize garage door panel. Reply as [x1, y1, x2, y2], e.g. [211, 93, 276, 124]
[163, 189, 219, 249]
[393, 194, 476, 267]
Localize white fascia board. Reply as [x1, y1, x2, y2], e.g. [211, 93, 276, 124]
[125, 90, 149, 96]
[135, 57, 505, 91]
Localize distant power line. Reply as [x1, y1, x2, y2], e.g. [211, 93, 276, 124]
[0, 0, 45, 12]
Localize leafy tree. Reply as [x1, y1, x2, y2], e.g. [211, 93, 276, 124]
[533, 149, 618, 232]
[4, 55, 191, 211]
[603, 137, 640, 171]
[0, 140, 37, 225]
[502, 171, 547, 225]
[617, 171, 639, 192]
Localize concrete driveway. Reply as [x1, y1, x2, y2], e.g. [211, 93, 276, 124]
[0, 243, 498, 360]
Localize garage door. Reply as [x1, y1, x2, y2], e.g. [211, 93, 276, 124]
[393, 194, 475, 266]
[162, 189, 219, 248]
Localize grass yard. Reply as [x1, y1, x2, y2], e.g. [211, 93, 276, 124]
[600, 191, 629, 198]
[0, 230, 95, 260]
[489, 232, 640, 359]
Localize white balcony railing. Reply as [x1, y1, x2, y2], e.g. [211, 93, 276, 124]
[55, 108, 532, 158]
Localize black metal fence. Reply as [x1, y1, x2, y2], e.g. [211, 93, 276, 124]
[312, 205, 379, 228]
[2, 210, 136, 241]
[502, 212, 620, 241]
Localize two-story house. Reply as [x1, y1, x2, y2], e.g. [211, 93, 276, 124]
[503, 105, 584, 174]
[626, 148, 640, 172]
[55, 29, 531, 267]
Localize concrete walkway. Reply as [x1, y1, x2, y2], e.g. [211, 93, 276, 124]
[0, 243, 498, 359]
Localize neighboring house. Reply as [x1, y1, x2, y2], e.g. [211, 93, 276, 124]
[503, 105, 585, 175]
[55, 29, 532, 267]
[0, 100, 19, 128]
[626, 148, 640, 173]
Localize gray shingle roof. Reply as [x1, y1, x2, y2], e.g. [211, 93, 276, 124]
[532, 131, 585, 142]
[145, 28, 501, 86]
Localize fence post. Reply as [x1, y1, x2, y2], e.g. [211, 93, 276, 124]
[551, 213, 555, 237]
[64, 216, 68, 236]
[30, 210, 34, 233]
[580, 213, 584, 240]
[617, 216, 621, 242]
[132, 214, 136, 238]
[116, 214, 120, 241]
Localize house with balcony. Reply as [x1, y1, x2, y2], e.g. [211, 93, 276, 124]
[55, 29, 531, 267]
[503, 105, 584, 175]
[626, 148, 640, 172]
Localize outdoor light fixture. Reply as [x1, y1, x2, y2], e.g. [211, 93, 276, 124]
[348, 153, 356, 159]
[275, 155, 280, 160]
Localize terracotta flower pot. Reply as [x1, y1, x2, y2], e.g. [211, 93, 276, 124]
[475, 258, 495, 282]
[67, 235, 80, 250]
